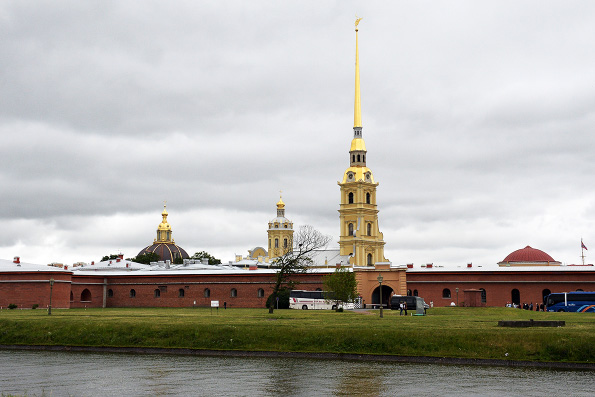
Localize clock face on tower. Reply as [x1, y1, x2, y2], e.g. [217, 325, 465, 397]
[348, 172, 354, 181]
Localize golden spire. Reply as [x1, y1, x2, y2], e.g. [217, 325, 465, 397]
[354, 16, 363, 128]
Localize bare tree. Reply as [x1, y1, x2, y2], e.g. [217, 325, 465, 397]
[268, 225, 331, 313]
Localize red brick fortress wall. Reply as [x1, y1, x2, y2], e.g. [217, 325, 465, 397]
[5, 267, 594, 310]
[406, 270, 595, 307]
[85, 272, 325, 309]
[0, 272, 72, 310]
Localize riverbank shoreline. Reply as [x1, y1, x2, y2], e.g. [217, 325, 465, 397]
[2, 344, 593, 371]
[2, 307, 594, 364]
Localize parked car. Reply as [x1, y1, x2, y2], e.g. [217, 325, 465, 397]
[390, 295, 428, 314]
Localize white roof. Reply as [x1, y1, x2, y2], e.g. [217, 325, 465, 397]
[0, 258, 67, 273]
[405, 262, 595, 272]
[233, 258, 266, 267]
[231, 249, 350, 269]
[72, 258, 151, 272]
[306, 249, 351, 267]
[8, 255, 590, 277]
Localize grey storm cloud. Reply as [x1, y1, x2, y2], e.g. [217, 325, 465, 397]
[1, 1, 594, 267]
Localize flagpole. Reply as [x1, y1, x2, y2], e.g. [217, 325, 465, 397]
[581, 238, 586, 266]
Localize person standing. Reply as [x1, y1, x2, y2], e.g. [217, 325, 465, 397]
[399, 302, 404, 316]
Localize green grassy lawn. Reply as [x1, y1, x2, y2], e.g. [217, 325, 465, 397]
[1, 307, 593, 363]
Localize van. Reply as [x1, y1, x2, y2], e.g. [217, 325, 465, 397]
[390, 295, 428, 314]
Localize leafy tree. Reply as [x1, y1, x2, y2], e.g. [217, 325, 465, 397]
[132, 252, 160, 264]
[101, 254, 120, 262]
[191, 251, 222, 265]
[323, 266, 358, 311]
[266, 288, 290, 309]
[268, 225, 331, 313]
[173, 256, 184, 265]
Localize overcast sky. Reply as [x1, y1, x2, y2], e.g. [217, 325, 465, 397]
[1, 1, 594, 266]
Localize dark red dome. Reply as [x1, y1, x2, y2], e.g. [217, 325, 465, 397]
[502, 246, 555, 263]
[138, 243, 189, 263]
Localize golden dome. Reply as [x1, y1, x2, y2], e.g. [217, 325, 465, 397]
[350, 138, 367, 152]
[277, 196, 285, 209]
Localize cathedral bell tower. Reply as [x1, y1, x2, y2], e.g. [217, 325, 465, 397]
[338, 18, 387, 266]
[268, 194, 294, 259]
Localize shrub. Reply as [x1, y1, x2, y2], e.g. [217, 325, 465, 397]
[266, 288, 290, 309]
[337, 307, 344, 312]
[32, 304, 39, 309]
[8, 304, 17, 309]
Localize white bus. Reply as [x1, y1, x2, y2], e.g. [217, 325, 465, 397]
[289, 290, 354, 310]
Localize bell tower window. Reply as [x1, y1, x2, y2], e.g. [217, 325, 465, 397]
[275, 238, 279, 248]
[367, 253, 373, 265]
[367, 223, 372, 236]
[348, 223, 354, 236]
[348, 192, 354, 204]
[366, 192, 370, 204]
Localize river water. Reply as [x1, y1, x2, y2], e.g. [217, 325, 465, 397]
[1, 350, 593, 396]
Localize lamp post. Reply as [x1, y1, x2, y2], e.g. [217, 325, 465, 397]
[456, 287, 459, 307]
[377, 273, 384, 318]
[48, 278, 55, 316]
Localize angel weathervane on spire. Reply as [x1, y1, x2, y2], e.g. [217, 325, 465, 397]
[355, 15, 363, 30]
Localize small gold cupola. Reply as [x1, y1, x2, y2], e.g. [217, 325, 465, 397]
[155, 202, 173, 243]
[276, 194, 286, 217]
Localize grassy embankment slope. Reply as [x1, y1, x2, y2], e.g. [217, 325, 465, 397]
[0, 307, 593, 363]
